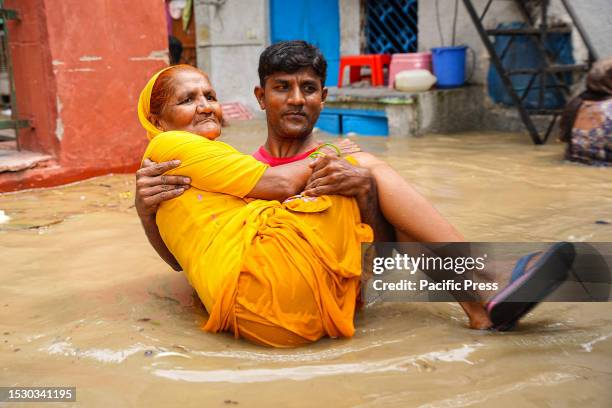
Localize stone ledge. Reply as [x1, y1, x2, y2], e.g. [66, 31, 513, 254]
[325, 85, 485, 137]
[0, 150, 54, 173]
[327, 86, 416, 105]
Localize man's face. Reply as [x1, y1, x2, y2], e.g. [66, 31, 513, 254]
[255, 68, 327, 140]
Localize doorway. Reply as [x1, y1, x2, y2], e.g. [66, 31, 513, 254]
[269, 0, 340, 86]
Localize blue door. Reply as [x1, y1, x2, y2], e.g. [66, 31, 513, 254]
[269, 0, 340, 86]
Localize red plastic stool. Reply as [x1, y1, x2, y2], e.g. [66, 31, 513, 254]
[338, 54, 391, 88]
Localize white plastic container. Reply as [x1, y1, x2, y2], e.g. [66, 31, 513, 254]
[394, 69, 437, 92]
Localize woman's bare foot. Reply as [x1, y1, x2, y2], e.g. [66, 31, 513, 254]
[462, 252, 547, 329]
[460, 301, 493, 330]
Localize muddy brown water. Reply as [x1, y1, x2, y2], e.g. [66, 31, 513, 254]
[1, 121, 611, 407]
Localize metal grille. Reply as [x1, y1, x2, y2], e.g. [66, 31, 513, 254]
[462, 0, 594, 144]
[365, 0, 418, 54]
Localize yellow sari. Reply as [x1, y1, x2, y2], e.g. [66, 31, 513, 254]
[138, 68, 372, 347]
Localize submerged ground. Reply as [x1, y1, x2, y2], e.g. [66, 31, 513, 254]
[1, 121, 611, 407]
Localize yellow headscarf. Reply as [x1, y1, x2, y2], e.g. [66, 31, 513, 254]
[137, 66, 175, 140]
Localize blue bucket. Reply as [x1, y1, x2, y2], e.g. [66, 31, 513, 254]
[431, 45, 467, 88]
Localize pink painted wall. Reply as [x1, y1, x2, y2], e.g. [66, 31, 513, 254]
[1, 0, 169, 191]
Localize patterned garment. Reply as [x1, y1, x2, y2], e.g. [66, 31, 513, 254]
[567, 98, 612, 166]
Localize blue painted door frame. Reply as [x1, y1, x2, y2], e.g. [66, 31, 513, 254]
[269, 0, 340, 86]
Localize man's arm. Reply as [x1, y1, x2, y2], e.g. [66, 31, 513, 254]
[303, 155, 395, 242]
[135, 147, 330, 270]
[246, 159, 313, 201]
[135, 159, 190, 271]
[247, 145, 341, 201]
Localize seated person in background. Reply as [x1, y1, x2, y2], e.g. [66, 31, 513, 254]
[560, 57, 612, 166]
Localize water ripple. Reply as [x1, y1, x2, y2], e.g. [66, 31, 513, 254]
[152, 344, 483, 383]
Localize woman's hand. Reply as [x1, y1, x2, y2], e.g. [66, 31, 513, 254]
[135, 159, 191, 219]
[314, 139, 361, 158]
[336, 138, 362, 155]
[315, 145, 340, 158]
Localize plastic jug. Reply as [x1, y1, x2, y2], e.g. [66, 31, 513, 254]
[394, 69, 437, 92]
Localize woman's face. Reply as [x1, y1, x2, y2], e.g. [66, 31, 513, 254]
[153, 69, 222, 139]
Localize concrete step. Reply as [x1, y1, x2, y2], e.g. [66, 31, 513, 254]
[325, 85, 486, 137]
[483, 105, 559, 134]
[0, 149, 53, 173]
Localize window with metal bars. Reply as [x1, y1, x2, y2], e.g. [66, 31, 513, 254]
[365, 0, 418, 54]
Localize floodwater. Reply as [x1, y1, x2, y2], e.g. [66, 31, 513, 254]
[1, 120, 611, 407]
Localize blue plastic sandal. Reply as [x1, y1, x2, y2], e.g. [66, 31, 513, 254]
[487, 242, 576, 331]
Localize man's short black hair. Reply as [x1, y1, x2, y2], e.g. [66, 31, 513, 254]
[258, 40, 327, 87]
